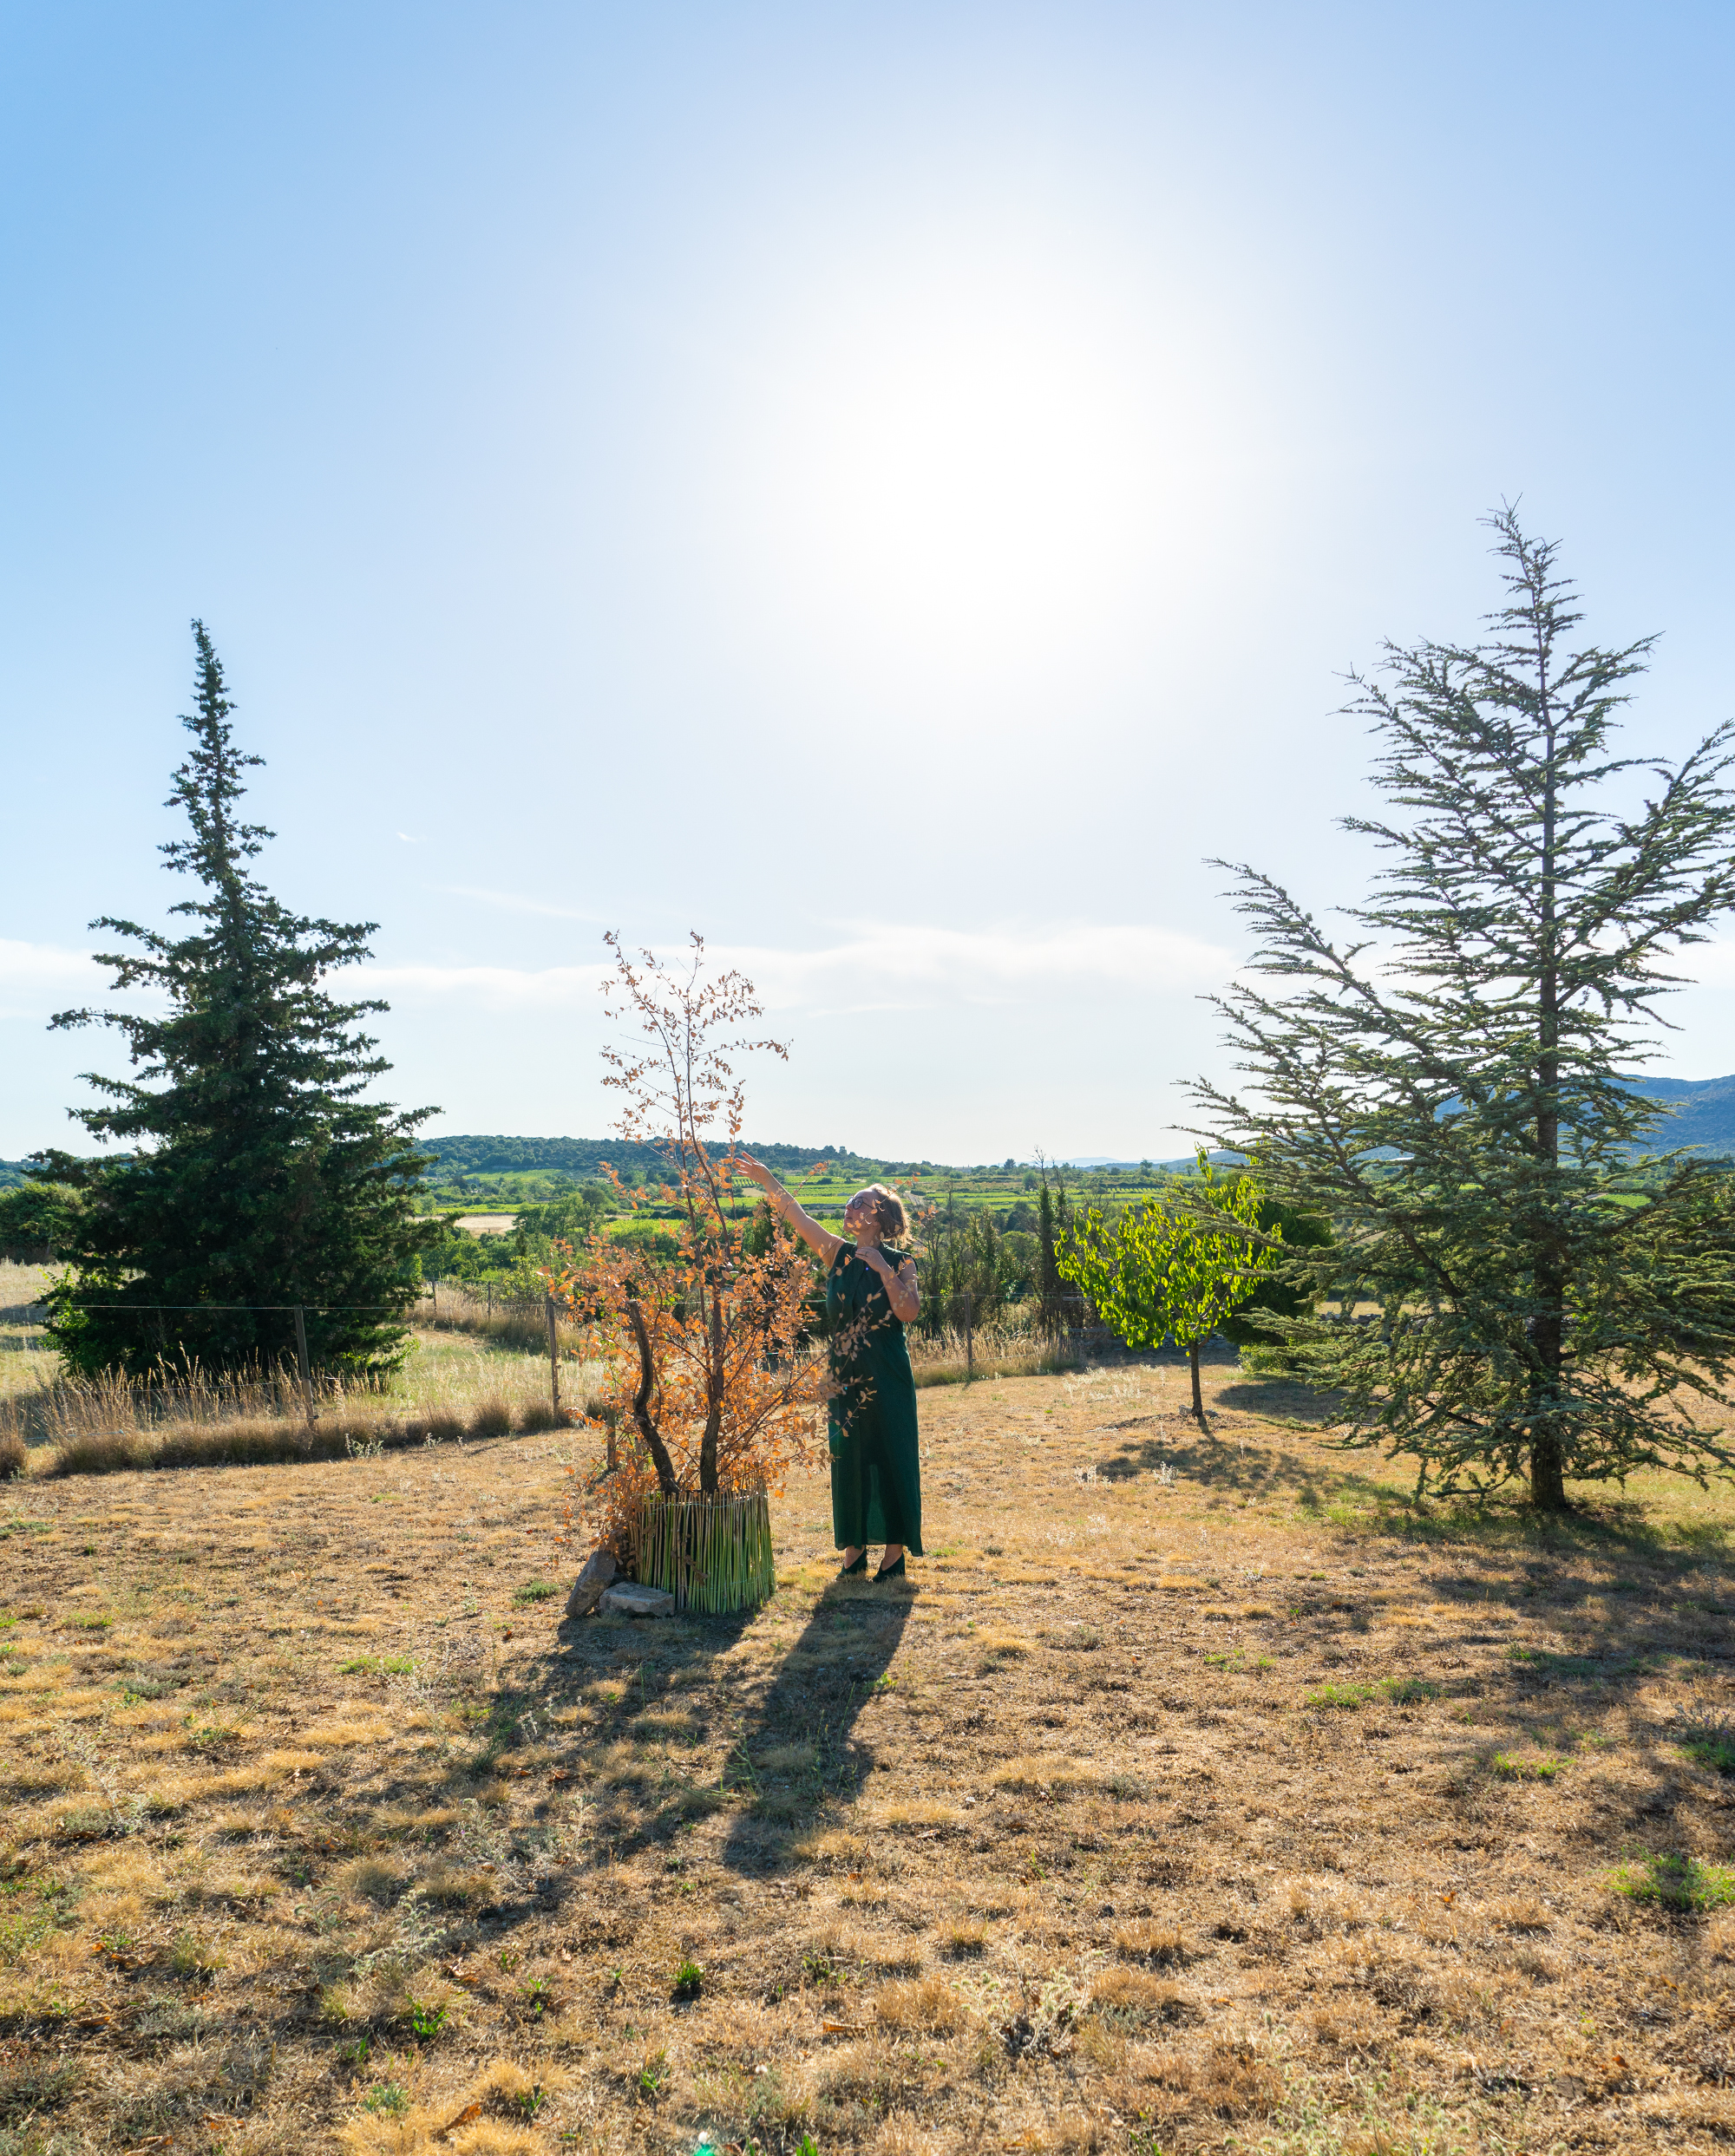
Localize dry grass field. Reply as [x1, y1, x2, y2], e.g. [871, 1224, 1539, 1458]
[4, 1340, 1735, 2153]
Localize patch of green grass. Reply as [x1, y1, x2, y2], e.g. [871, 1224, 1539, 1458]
[1612, 1852, 1735, 1911]
[169, 1929, 225, 1980]
[185, 1722, 241, 1751]
[1306, 1674, 1442, 1710]
[63, 1611, 112, 1630]
[638, 2044, 671, 2099]
[672, 1958, 704, 1999]
[512, 1579, 556, 1604]
[1674, 1718, 1735, 1776]
[337, 1655, 416, 1676]
[0, 1873, 81, 1964]
[1489, 1751, 1565, 1781]
[363, 2081, 409, 2115]
[520, 1976, 552, 2018]
[1506, 1645, 1615, 1678]
[1306, 1681, 1382, 1710]
[0, 2056, 80, 2121]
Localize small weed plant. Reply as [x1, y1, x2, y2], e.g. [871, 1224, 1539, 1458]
[407, 1995, 448, 2041]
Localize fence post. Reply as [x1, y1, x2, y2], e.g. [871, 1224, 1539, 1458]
[546, 1294, 561, 1420]
[430, 1277, 438, 1323]
[965, 1292, 974, 1382]
[292, 1305, 318, 1437]
[487, 1282, 493, 1319]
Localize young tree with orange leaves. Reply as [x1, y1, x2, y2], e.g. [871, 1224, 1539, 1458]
[548, 935, 832, 1577]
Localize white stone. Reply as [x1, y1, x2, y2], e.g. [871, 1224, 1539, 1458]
[599, 1583, 676, 1618]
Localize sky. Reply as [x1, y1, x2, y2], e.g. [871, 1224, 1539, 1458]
[6, 2, 1735, 1165]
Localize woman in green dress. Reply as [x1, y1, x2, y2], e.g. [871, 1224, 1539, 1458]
[737, 1157, 921, 1579]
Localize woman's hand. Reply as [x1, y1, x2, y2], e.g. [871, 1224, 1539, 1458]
[858, 1245, 920, 1323]
[737, 1152, 842, 1269]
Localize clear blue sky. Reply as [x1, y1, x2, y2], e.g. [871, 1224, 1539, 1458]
[7, 3, 1735, 1161]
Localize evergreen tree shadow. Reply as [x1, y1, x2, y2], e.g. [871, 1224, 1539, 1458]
[1090, 1420, 1393, 1512]
[1215, 1373, 1343, 1426]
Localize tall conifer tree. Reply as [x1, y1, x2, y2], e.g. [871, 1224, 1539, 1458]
[1195, 513, 1735, 1509]
[40, 623, 435, 1375]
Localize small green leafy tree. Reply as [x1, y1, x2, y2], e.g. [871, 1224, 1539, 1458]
[38, 623, 435, 1375]
[1194, 512, 1735, 1508]
[1057, 1158, 1280, 1423]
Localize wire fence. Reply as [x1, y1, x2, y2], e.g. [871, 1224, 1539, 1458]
[4, 1280, 580, 1431]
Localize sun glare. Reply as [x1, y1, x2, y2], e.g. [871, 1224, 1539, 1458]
[711, 217, 1258, 699]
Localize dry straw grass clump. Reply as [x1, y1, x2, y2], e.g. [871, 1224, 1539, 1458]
[1090, 1966, 1195, 2024]
[1112, 1918, 1191, 1966]
[873, 1974, 968, 2033]
[907, 1314, 1078, 1387]
[0, 1359, 574, 1478]
[990, 1754, 1141, 1800]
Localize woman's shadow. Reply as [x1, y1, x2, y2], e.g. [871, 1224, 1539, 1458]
[718, 1573, 912, 1877]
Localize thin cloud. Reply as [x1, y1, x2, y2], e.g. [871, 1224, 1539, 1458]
[363, 919, 1234, 1012]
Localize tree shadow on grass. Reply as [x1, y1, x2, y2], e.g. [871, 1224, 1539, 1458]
[413, 1575, 912, 1948]
[717, 1576, 912, 1878]
[1216, 1374, 1345, 1427]
[1093, 1418, 1402, 1520]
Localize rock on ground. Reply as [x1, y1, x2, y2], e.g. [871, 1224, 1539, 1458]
[565, 1548, 619, 1617]
[599, 1582, 676, 1618]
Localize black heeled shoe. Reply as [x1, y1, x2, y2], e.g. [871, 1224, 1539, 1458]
[839, 1551, 868, 1577]
[874, 1554, 906, 1581]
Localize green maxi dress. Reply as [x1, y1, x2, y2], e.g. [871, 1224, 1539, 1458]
[826, 1241, 923, 1556]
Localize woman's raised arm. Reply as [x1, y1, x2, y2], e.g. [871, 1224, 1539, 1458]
[737, 1153, 845, 1268]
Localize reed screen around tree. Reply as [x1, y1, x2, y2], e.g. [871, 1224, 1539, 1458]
[632, 1489, 776, 1614]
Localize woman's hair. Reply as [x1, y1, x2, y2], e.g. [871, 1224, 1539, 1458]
[852, 1184, 907, 1242]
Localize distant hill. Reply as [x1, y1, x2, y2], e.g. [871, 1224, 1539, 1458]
[416, 1134, 892, 1178]
[0, 1160, 34, 1192]
[1619, 1073, 1735, 1158]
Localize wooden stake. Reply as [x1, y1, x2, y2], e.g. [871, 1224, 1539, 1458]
[547, 1294, 561, 1419]
[293, 1305, 318, 1435]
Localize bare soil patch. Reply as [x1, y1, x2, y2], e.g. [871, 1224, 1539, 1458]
[3, 1351, 1734, 2151]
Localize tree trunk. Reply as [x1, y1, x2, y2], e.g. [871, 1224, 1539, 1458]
[698, 1278, 724, 1494]
[1188, 1339, 1206, 1427]
[624, 1298, 679, 1495]
[1529, 1427, 1568, 1512]
[1530, 647, 1569, 1515]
